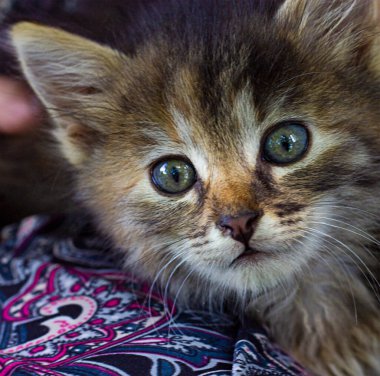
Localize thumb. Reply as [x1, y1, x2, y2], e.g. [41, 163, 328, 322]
[0, 77, 41, 134]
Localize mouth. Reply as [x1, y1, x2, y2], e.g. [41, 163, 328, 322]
[230, 247, 265, 266]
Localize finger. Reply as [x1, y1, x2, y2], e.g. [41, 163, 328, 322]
[0, 77, 41, 134]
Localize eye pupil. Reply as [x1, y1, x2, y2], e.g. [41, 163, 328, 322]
[171, 167, 180, 183]
[280, 135, 291, 152]
[263, 122, 309, 164]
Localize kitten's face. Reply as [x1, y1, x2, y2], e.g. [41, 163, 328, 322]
[11, 0, 380, 300]
[85, 65, 378, 296]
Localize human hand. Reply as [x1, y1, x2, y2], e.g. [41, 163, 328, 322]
[0, 76, 41, 134]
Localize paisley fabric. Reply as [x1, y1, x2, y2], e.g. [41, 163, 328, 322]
[0, 216, 309, 375]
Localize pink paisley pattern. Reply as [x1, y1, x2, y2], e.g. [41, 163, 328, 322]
[0, 216, 308, 375]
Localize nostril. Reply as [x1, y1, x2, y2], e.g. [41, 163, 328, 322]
[217, 221, 233, 235]
[245, 211, 261, 230]
[217, 218, 234, 235]
[245, 216, 256, 230]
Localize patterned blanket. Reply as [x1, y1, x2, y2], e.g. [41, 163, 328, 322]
[0, 215, 308, 375]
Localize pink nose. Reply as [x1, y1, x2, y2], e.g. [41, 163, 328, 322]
[217, 211, 261, 245]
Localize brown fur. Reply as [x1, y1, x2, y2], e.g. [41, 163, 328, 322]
[5, 0, 380, 374]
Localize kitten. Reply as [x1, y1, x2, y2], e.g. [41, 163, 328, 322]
[8, 0, 380, 374]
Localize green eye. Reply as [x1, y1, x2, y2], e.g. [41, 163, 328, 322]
[151, 158, 197, 194]
[263, 123, 309, 164]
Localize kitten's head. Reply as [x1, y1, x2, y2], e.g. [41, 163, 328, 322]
[11, 0, 380, 302]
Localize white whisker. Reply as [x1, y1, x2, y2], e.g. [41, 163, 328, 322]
[302, 226, 380, 301]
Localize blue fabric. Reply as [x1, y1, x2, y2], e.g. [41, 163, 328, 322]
[0, 215, 308, 375]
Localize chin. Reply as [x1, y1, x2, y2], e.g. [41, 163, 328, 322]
[191, 247, 307, 304]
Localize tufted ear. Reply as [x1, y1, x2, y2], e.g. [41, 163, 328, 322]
[276, 0, 380, 70]
[11, 22, 127, 165]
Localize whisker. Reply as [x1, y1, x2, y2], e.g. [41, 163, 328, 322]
[313, 202, 379, 219]
[293, 233, 359, 323]
[163, 254, 192, 321]
[147, 249, 187, 315]
[302, 227, 380, 302]
[166, 266, 196, 337]
[308, 220, 380, 245]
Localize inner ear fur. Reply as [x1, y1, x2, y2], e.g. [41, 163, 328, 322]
[11, 22, 127, 165]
